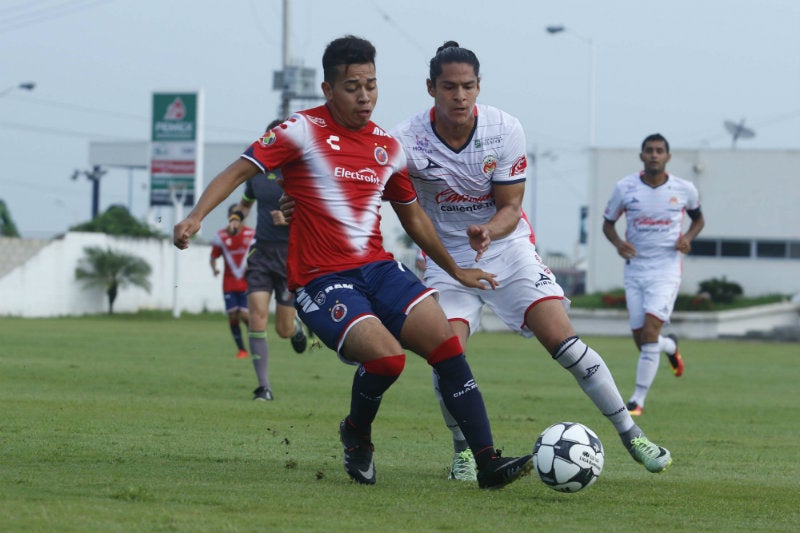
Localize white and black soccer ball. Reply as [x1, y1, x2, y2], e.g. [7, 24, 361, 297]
[533, 421, 604, 493]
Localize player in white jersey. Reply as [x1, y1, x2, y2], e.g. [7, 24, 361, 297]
[603, 133, 705, 416]
[392, 41, 673, 478]
[174, 35, 534, 489]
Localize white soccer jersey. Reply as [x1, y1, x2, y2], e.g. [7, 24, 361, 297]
[391, 104, 531, 265]
[603, 172, 701, 276]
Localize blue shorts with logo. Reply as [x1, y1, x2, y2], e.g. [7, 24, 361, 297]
[294, 260, 437, 360]
[223, 291, 248, 312]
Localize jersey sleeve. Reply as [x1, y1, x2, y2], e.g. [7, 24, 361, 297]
[603, 181, 626, 222]
[241, 115, 305, 173]
[383, 168, 417, 204]
[685, 181, 701, 211]
[491, 116, 528, 185]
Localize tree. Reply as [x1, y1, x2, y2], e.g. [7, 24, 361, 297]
[0, 199, 20, 237]
[75, 246, 152, 314]
[70, 205, 161, 237]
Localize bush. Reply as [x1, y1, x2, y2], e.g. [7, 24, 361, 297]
[698, 277, 743, 304]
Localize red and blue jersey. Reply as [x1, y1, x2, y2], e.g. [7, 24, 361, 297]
[242, 105, 417, 290]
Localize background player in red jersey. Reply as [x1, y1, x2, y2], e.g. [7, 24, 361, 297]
[210, 203, 255, 359]
[174, 35, 533, 489]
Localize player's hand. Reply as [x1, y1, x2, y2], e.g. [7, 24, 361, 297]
[270, 209, 288, 226]
[174, 217, 201, 249]
[278, 194, 296, 223]
[211, 267, 220, 277]
[616, 241, 637, 260]
[467, 224, 491, 261]
[453, 267, 498, 290]
[675, 236, 692, 254]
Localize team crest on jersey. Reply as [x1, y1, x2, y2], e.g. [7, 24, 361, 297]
[374, 146, 389, 165]
[259, 130, 276, 146]
[482, 155, 497, 176]
[331, 302, 347, 322]
[307, 115, 327, 127]
[510, 155, 528, 176]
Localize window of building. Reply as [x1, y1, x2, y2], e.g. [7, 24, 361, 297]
[720, 240, 751, 257]
[756, 241, 787, 258]
[689, 239, 717, 256]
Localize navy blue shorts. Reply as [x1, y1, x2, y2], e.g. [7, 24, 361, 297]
[223, 291, 248, 312]
[294, 260, 437, 358]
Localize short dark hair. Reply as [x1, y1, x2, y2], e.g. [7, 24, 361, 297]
[227, 203, 239, 216]
[429, 41, 480, 85]
[641, 133, 670, 152]
[266, 119, 283, 132]
[322, 35, 376, 84]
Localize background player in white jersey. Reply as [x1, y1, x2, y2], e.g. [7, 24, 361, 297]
[174, 35, 533, 489]
[602, 133, 705, 416]
[391, 41, 672, 479]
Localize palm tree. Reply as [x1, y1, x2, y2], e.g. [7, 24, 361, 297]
[75, 246, 152, 314]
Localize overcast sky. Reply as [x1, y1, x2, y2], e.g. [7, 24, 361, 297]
[2, 0, 798, 256]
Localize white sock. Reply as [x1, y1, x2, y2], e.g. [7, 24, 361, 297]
[659, 335, 677, 355]
[553, 337, 634, 434]
[630, 343, 660, 406]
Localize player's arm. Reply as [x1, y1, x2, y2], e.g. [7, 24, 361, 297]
[675, 208, 705, 254]
[602, 218, 636, 259]
[392, 200, 498, 290]
[174, 159, 259, 249]
[467, 181, 524, 261]
[228, 197, 255, 234]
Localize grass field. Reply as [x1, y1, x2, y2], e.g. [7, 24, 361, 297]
[1, 313, 797, 533]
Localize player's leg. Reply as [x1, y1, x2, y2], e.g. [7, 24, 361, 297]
[295, 269, 406, 485]
[629, 276, 680, 408]
[422, 267, 481, 479]
[247, 289, 273, 400]
[223, 291, 247, 357]
[528, 300, 671, 472]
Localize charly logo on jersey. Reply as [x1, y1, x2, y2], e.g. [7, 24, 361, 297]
[374, 145, 389, 165]
[331, 302, 348, 322]
[534, 273, 553, 287]
[510, 155, 528, 176]
[481, 155, 497, 176]
[308, 115, 327, 127]
[259, 130, 277, 146]
[334, 166, 380, 184]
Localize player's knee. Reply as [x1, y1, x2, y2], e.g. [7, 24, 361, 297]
[363, 354, 406, 376]
[426, 335, 464, 366]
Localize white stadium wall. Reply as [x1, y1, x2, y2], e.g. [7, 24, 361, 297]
[0, 232, 223, 317]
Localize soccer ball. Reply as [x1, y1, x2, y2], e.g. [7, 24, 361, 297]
[533, 421, 604, 493]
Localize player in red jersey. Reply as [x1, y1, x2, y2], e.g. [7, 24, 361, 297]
[210, 204, 256, 359]
[174, 35, 532, 489]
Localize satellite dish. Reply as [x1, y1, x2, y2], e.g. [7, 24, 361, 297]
[724, 119, 755, 149]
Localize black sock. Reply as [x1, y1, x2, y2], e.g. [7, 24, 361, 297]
[433, 355, 494, 468]
[230, 322, 245, 350]
[348, 365, 399, 431]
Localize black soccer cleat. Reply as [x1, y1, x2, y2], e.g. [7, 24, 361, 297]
[339, 418, 376, 485]
[290, 317, 308, 353]
[477, 452, 534, 489]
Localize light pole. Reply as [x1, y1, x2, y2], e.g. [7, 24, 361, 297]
[0, 81, 36, 97]
[545, 26, 596, 147]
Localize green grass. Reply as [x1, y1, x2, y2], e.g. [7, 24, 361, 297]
[1, 313, 797, 532]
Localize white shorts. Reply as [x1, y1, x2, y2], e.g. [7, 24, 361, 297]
[623, 275, 681, 329]
[423, 237, 567, 338]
